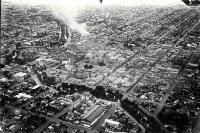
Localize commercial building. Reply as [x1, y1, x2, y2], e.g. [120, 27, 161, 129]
[82, 105, 107, 128]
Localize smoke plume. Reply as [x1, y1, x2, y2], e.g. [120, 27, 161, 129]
[5, 0, 89, 36]
[51, 5, 89, 35]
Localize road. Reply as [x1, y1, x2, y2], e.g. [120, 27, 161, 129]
[117, 103, 146, 133]
[126, 11, 198, 94]
[3, 104, 92, 133]
[24, 68, 92, 133]
[119, 101, 169, 133]
[1, 34, 54, 57]
[154, 18, 200, 115]
[193, 111, 200, 133]
[92, 104, 116, 130]
[126, 48, 170, 93]
[2, 7, 199, 133]
[93, 10, 199, 133]
[156, 12, 197, 42]
[190, 19, 200, 31]
[93, 8, 187, 87]
[32, 97, 83, 133]
[140, 9, 189, 38]
[117, 7, 175, 37]
[27, 68, 42, 85]
[121, 11, 199, 133]
[130, 98, 172, 107]
[94, 50, 140, 86]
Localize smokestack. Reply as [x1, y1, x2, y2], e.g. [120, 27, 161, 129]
[57, 20, 71, 46]
[64, 24, 71, 47]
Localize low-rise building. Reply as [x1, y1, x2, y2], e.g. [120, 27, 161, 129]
[105, 119, 120, 128]
[82, 105, 107, 128]
[13, 72, 27, 82]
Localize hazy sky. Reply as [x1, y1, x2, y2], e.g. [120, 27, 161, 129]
[5, 0, 185, 6]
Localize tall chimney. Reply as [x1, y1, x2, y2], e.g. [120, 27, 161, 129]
[64, 24, 71, 47]
[56, 20, 71, 46]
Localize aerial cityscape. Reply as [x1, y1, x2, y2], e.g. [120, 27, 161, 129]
[0, 0, 200, 133]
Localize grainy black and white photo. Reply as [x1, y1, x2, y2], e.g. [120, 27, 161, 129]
[0, 0, 200, 133]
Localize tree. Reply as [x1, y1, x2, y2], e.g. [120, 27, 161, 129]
[84, 64, 93, 69]
[99, 62, 106, 66]
[91, 86, 106, 98]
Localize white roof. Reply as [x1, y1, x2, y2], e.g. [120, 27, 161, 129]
[62, 59, 71, 64]
[32, 85, 40, 90]
[38, 52, 48, 55]
[24, 42, 31, 45]
[187, 43, 197, 47]
[14, 72, 26, 77]
[140, 95, 146, 99]
[15, 93, 32, 99]
[105, 119, 120, 126]
[0, 78, 8, 82]
[36, 57, 45, 62]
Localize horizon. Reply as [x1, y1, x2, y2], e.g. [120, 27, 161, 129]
[3, 0, 185, 7]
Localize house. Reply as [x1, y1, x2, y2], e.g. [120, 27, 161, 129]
[14, 93, 32, 99]
[13, 72, 27, 82]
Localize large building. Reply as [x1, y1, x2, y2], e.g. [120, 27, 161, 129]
[81, 105, 107, 128]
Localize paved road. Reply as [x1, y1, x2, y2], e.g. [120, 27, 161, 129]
[32, 97, 83, 133]
[154, 18, 200, 115]
[131, 98, 172, 107]
[24, 68, 89, 133]
[156, 12, 196, 42]
[2, 8, 199, 133]
[94, 51, 140, 86]
[193, 111, 200, 133]
[140, 9, 189, 38]
[5, 104, 92, 133]
[89, 9, 199, 133]
[54, 98, 82, 118]
[1, 34, 53, 57]
[52, 119, 94, 132]
[116, 8, 173, 37]
[121, 11, 199, 133]
[190, 19, 200, 31]
[27, 68, 42, 85]
[126, 48, 170, 93]
[92, 104, 116, 130]
[126, 11, 198, 94]
[93, 8, 184, 87]
[117, 103, 146, 133]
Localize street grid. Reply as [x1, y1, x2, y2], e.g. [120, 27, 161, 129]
[1, 5, 200, 133]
